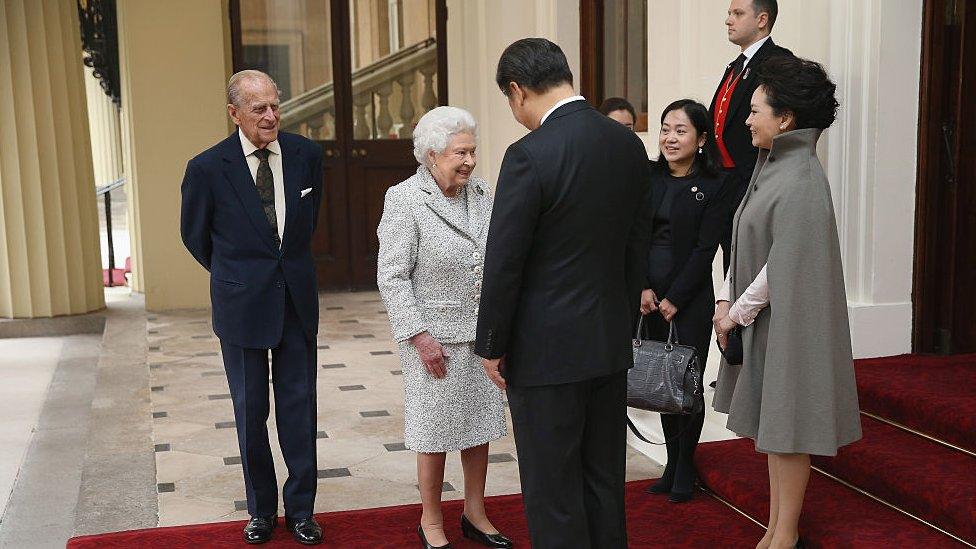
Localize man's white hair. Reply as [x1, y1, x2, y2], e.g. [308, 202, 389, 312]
[227, 70, 280, 106]
[412, 106, 478, 165]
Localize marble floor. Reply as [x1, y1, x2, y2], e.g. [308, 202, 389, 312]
[148, 291, 663, 527]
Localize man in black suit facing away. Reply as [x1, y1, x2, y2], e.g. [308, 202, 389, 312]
[710, 0, 792, 270]
[475, 39, 653, 549]
[181, 70, 324, 545]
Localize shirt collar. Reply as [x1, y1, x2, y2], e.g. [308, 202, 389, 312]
[539, 95, 587, 126]
[238, 127, 281, 157]
[741, 35, 771, 66]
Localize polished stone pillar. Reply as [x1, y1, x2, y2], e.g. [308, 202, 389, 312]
[0, 0, 104, 318]
[117, 0, 230, 309]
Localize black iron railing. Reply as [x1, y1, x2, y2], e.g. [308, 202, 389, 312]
[96, 177, 125, 286]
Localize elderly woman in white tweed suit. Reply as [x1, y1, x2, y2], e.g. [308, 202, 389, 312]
[377, 106, 512, 549]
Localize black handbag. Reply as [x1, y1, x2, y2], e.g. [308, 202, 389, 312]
[627, 316, 704, 416]
[717, 326, 743, 365]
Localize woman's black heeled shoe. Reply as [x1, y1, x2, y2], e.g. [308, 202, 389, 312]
[646, 478, 672, 495]
[418, 525, 451, 549]
[668, 490, 694, 503]
[460, 515, 513, 548]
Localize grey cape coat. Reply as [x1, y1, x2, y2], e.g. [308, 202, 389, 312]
[713, 128, 862, 456]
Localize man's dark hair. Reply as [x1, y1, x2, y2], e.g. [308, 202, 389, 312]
[598, 97, 637, 123]
[756, 56, 839, 130]
[656, 99, 721, 178]
[752, 0, 778, 32]
[495, 38, 573, 96]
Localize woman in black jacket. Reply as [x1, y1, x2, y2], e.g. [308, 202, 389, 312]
[641, 99, 733, 503]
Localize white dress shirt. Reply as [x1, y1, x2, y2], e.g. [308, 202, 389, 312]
[717, 264, 769, 326]
[239, 128, 285, 245]
[741, 35, 771, 71]
[539, 95, 587, 126]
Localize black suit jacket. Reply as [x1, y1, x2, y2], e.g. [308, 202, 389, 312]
[709, 38, 794, 180]
[474, 100, 653, 386]
[180, 131, 324, 349]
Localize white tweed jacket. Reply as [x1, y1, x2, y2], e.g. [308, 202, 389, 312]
[376, 166, 493, 344]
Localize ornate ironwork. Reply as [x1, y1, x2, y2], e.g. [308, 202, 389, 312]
[77, 0, 120, 105]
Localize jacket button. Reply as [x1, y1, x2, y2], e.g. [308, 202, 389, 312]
[472, 252, 481, 260]
[768, 156, 776, 162]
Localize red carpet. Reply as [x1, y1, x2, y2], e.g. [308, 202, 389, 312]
[695, 437, 966, 548]
[67, 480, 763, 548]
[855, 353, 976, 453]
[812, 415, 976, 544]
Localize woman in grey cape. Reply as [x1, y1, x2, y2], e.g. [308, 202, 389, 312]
[377, 106, 512, 549]
[712, 56, 862, 549]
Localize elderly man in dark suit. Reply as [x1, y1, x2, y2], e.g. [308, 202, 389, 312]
[710, 0, 793, 271]
[181, 70, 324, 545]
[475, 38, 653, 549]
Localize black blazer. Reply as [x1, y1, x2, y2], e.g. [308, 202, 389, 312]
[709, 38, 794, 180]
[474, 100, 654, 386]
[649, 167, 733, 309]
[180, 131, 324, 348]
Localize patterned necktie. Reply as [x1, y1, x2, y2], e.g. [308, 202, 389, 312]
[253, 148, 280, 248]
[730, 53, 747, 79]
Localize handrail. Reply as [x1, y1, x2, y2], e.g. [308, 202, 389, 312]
[280, 38, 437, 131]
[96, 176, 125, 196]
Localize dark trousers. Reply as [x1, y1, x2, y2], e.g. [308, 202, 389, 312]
[720, 170, 750, 274]
[645, 313, 707, 494]
[506, 371, 628, 549]
[219, 294, 318, 519]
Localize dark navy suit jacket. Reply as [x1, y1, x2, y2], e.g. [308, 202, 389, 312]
[180, 131, 324, 349]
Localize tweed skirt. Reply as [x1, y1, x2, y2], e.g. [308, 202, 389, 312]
[398, 341, 507, 453]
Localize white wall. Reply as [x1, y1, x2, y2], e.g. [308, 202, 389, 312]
[446, 0, 580, 186]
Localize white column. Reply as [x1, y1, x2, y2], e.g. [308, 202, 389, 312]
[825, 0, 922, 358]
[0, 0, 104, 318]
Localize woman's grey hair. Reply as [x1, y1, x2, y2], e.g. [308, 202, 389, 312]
[412, 106, 478, 165]
[227, 70, 280, 106]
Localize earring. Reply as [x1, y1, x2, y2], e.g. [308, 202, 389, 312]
[698, 147, 703, 154]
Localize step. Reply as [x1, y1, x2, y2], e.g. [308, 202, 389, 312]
[855, 354, 976, 453]
[695, 438, 966, 548]
[812, 415, 976, 544]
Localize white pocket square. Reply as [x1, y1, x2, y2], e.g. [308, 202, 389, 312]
[300, 187, 312, 198]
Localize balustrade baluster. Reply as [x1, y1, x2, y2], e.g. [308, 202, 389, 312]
[376, 83, 394, 139]
[397, 72, 416, 138]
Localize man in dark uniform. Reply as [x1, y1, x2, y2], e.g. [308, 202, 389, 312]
[710, 0, 793, 271]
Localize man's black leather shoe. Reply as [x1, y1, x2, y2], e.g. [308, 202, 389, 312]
[243, 515, 277, 544]
[461, 515, 513, 548]
[286, 516, 324, 545]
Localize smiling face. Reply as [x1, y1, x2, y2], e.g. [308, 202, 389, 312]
[428, 132, 477, 190]
[227, 77, 280, 148]
[746, 85, 793, 150]
[726, 0, 767, 48]
[659, 108, 705, 168]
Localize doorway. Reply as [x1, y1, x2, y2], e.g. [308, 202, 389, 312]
[230, 0, 448, 290]
[913, 0, 976, 353]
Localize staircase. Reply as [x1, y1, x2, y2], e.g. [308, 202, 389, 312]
[688, 354, 976, 548]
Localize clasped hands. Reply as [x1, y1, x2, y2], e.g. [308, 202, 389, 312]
[640, 289, 678, 322]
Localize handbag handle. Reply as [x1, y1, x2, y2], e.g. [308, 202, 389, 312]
[634, 315, 681, 349]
